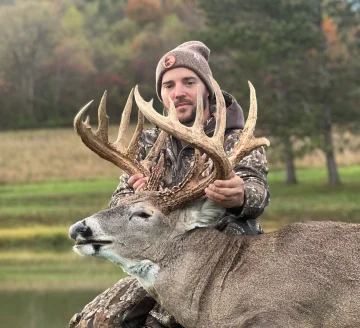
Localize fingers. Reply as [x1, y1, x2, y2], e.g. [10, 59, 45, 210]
[205, 172, 245, 208]
[205, 186, 244, 208]
[206, 185, 242, 198]
[128, 174, 149, 192]
[128, 174, 144, 187]
[213, 171, 244, 188]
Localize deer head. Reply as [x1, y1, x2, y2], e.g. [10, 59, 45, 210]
[69, 76, 269, 286]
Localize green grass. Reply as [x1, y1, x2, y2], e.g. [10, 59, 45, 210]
[0, 165, 358, 292]
[0, 165, 359, 246]
[0, 179, 119, 228]
[0, 250, 125, 291]
[261, 165, 360, 231]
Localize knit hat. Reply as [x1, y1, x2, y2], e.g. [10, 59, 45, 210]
[156, 41, 214, 102]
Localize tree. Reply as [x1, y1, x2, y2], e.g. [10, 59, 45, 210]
[195, 0, 360, 184]
[309, 0, 360, 184]
[0, 1, 59, 125]
[195, 0, 321, 184]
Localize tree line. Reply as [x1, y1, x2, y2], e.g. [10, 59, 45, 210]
[0, 0, 359, 184]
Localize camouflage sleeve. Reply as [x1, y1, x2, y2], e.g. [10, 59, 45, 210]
[224, 130, 270, 220]
[232, 146, 270, 220]
[108, 172, 134, 208]
[108, 128, 160, 209]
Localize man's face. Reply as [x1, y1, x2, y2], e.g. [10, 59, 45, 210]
[161, 68, 210, 126]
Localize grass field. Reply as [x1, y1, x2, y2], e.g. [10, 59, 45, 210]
[1, 127, 359, 184]
[0, 250, 125, 291]
[0, 128, 359, 327]
[0, 127, 359, 291]
[1, 166, 359, 251]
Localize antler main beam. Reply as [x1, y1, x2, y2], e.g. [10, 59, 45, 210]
[228, 82, 270, 166]
[74, 90, 149, 176]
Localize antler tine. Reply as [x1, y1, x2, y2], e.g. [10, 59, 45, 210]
[95, 91, 109, 142]
[193, 84, 204, 130]
[209, 76, 226, 147]
[228, 82, 270, 167]
[115, 88, 134, 145]
[114, 88, 145, 159]
[74, 90, 149, 176]
[74, 100, 94, 131]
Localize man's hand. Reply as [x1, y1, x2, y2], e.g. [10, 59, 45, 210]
[128, 174, 149, 193]
[205, 171, 245, 208]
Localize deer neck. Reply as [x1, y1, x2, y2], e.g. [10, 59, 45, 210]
[147, 228, 243, 325]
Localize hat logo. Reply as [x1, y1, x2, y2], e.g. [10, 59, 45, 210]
[193, 52, 200, 60]
[163, 55, 176, 68]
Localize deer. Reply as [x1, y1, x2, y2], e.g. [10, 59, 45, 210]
[70, 76, 360, 328]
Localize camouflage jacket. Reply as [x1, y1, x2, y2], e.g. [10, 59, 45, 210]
[109, 91, 270, 235]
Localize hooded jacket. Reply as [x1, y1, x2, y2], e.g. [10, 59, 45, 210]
[109, 91, 269, 235]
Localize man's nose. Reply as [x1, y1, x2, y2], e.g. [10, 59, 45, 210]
[174, 84, 186, 98]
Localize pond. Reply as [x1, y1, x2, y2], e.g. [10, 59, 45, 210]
[0, 251, 126, 328]
[1, 290, 102, 328]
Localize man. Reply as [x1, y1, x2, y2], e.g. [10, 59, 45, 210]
[108, 41, 269, 327]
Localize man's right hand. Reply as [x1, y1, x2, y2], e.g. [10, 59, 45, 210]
[128, 174, 149, 193]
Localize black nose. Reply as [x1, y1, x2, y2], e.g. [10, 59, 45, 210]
[69, 220, 92, 240]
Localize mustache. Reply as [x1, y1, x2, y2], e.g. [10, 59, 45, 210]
[174, 98, 194, 107]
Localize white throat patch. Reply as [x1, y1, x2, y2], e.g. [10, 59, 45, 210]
[101, 249, 159, 289]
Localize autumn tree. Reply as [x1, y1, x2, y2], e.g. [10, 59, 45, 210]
[0, 1, 59, 126]
[195, 0, 360, 184]
[308, 0, 360, 184]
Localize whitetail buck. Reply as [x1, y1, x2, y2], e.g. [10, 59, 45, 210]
[70, 77, 360, 328]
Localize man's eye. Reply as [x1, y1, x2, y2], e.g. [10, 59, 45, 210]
[186, 81, 195, 86]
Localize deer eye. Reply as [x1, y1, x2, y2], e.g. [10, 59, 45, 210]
[131, 211, 151, 220]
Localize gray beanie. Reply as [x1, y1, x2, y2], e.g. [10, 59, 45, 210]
[156, 41, 214, 102]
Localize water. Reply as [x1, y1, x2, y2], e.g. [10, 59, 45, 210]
[0, 290, 102, 328]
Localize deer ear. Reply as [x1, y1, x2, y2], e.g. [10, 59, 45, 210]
[175, 199, 226, 232]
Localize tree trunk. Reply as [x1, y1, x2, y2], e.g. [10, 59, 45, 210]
[323, 106, 341, 185]
[69, 276, 156, 328]
[27, 69, 35, 118]
[283, 136, 297, 184]
[53, 60, 63, 110]
[275, 87, 297, 185]
[19, 70, 35, 120]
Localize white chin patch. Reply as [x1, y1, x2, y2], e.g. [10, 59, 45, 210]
[73, 244, 96, 256]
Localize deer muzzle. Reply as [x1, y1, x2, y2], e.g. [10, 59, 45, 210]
[69, 220, 113, 255]
[69, 220, 92, 240]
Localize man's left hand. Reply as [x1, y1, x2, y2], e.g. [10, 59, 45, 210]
[205, 171, 245, 208]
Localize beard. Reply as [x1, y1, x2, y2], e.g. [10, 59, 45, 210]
[168, 94, 209, 125]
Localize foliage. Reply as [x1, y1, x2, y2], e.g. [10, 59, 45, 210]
[194, 0, 360, 183]
[0, 0, 200, 129]
[0, 0, 358, 181]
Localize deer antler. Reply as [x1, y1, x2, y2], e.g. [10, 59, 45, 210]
[74, 89, 167, 187]
[134, 76, 270, 212]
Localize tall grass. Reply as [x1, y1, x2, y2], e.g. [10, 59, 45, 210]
[1, 127, 359, 184]
[0, 126, 153, 184]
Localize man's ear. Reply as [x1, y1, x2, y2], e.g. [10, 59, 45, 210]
[175, 199, 226, 232]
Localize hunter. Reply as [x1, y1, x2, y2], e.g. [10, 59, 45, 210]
[107, 40, 270, 328]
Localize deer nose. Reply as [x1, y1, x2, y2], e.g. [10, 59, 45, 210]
[69, 220, 92, 240]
